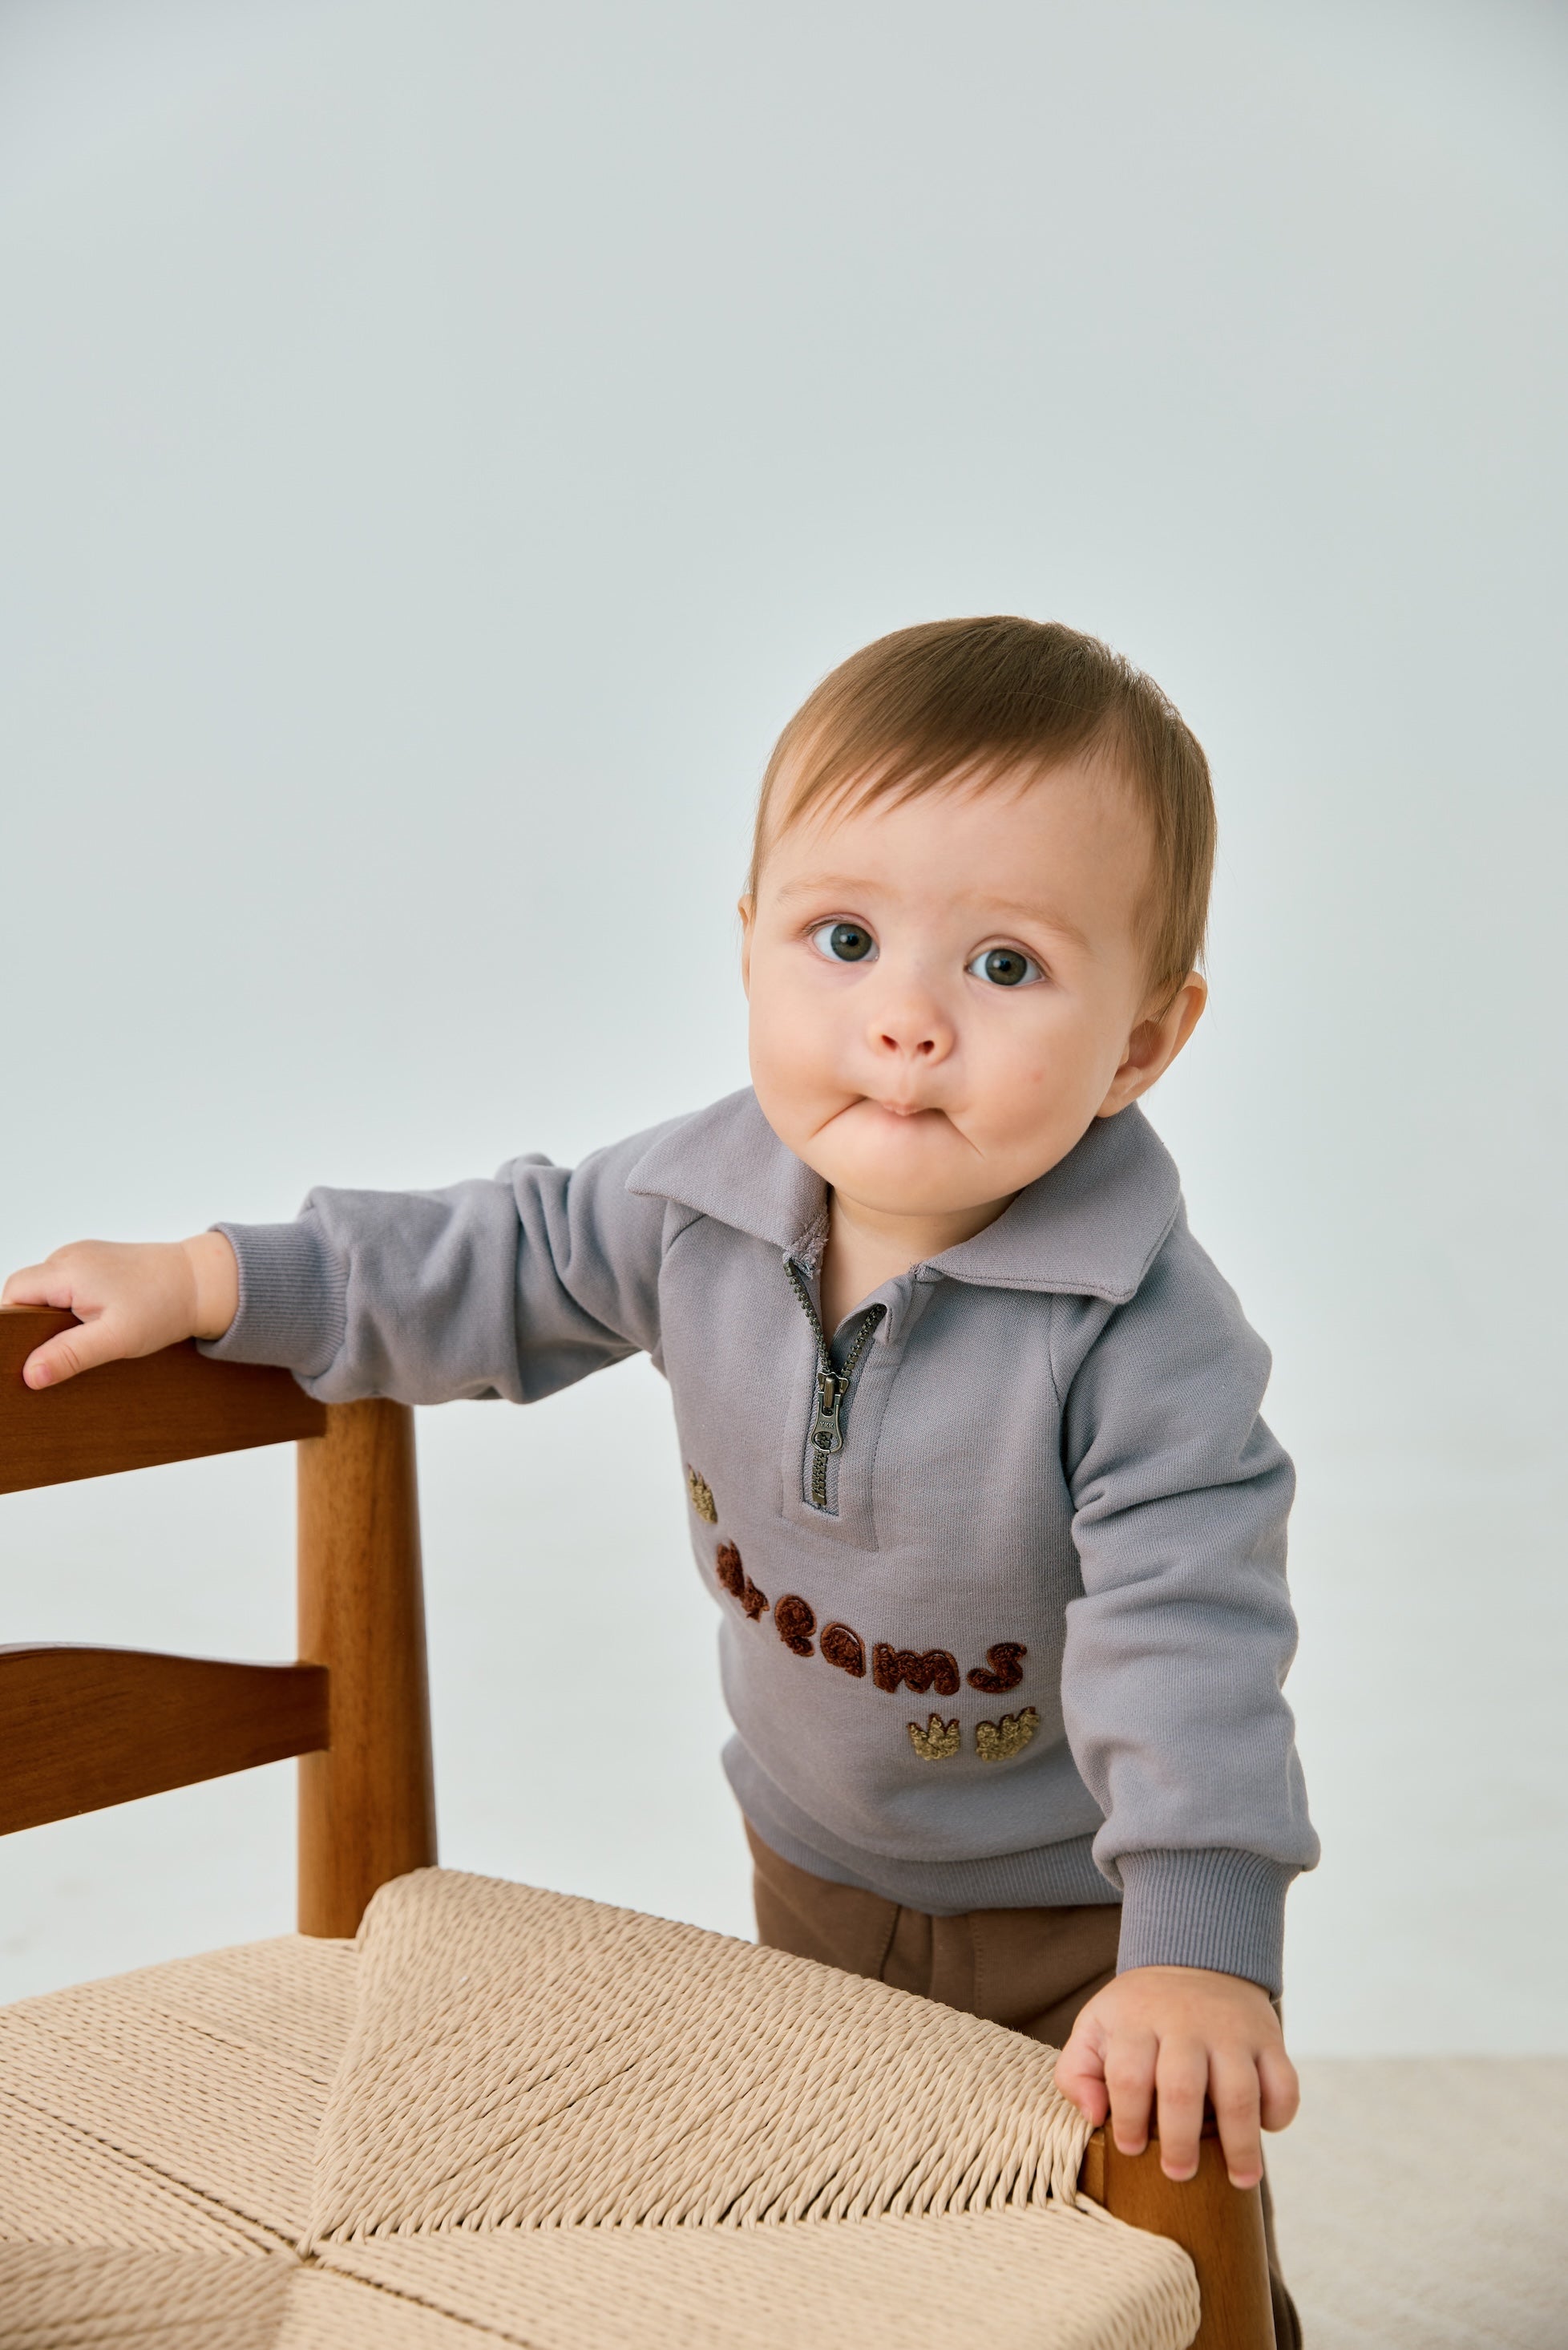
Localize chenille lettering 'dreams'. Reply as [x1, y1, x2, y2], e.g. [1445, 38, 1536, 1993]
[711, 1547, 1033, 1764]
[820, 1621, 867, 1677]
[773, 1593, 816, 1656]
[874, 1643, 960, 1697]
[968, 1642, 1026, 1694]
[715, 1542, 768, 1622]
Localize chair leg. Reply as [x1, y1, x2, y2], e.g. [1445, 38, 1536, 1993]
[297, 1400, 437, 1937]
[1079, 2128, 1275, 2350]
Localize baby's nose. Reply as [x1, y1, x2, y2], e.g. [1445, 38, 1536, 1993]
[869, 988, 954, 1062]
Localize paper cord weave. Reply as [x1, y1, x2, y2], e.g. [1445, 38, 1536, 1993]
[0, 1868, 1199, 2349]
[311, 1867, 1102, 2236]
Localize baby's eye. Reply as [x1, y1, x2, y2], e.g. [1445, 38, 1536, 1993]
[967, 945, 1043, 989]
[810, 920, 877, 965]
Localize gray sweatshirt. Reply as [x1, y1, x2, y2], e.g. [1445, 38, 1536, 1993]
[207, 1087, 1316, 1992]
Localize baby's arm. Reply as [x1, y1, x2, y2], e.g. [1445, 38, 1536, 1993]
[1056, 1964, 1298, 2189]
[3, 1235, 240, 1388]
[1051, 1211, 1318, 2189]
[5, 1119, 680, 1408]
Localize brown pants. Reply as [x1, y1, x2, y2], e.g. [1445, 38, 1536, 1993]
[748, 1825, 1300, 2350]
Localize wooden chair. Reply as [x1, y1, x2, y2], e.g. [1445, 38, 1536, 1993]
[0, 1304, 1275, 2350]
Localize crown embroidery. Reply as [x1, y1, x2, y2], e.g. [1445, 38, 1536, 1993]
[907, 1714, 961, 1761]
[686, 1466, 717, 1524]
[975, 1706, 1039, 1762]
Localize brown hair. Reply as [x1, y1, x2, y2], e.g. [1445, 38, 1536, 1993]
[748, 617, 1215, 1005]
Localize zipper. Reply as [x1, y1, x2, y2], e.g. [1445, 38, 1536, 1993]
[784, 1260, 886, 1510]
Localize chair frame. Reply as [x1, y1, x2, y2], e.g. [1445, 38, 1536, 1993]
[0, 1302, 1274, 2347]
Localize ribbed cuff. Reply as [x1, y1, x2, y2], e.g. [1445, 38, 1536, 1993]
[196, 1219, 347, 1380]
[1114, 1847, 1295, 1995]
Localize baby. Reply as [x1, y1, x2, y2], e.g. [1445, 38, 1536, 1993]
[6, 616, 1314, 2332]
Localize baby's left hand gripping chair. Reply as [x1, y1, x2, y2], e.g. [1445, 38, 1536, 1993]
[0, 1305, 1275, 2350]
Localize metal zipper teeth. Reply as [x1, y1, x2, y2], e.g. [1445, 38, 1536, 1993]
[784, 1260, 886, 1509]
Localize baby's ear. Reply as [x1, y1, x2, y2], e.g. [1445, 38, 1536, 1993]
[738, 895, 755, 994]
[1097, 973, 1208, 1115]
[1154, 969, 1207, 1061]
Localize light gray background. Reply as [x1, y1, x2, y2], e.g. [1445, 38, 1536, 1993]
[1, 0, 1563, 2053]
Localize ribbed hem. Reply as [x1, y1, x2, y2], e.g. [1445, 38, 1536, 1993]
[1115, 1847, 1295, 1994]
[725, 1740, 1118, 1915]
[197, 1219, 346, 1380]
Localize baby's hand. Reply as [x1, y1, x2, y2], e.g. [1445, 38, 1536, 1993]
[1056, 1964, 1298, 2190]
[2, 1234, 239, 1389]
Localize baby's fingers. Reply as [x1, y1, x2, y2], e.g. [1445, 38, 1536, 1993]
[1208, 2052, 1264, 2189]
[1054, 2020, 1109, 2129]
[3, 1240, 201, 1385]
[1103, 2029, 1158, 2159]
[2, 1260, 75, 1311]
[1, 1260, 105, 1389]
[1152, 2037, 1208, 2181]
[20, 1315, 127, 1390]
[1258, 2041, 1300, 2134]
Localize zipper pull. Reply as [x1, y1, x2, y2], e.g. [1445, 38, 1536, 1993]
[810, 1368, 848, 1455]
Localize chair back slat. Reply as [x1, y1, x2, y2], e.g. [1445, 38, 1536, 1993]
[0, 1312, 434, 1939]
[0, 1306, 325, 1493]
[0, 1644, 329, 1834]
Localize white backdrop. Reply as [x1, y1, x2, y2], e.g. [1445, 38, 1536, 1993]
[1, 0, 1563, 2053]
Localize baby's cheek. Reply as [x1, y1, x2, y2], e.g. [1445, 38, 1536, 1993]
[977, 1044, 1100, 1172]
[1001, 1012, 1109, 1113]
[755, 977, 844, 1084]
[749, 1017, 842, 1153]
[999, 1051, 1066, 1114]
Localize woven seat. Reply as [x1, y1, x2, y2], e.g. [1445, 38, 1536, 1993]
[0, 1867, 1198, 2350]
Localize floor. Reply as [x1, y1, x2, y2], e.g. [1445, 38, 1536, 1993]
[1269, 2058, 1568, 2349]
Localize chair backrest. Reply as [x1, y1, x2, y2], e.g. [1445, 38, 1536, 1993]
[0, 1304, 436, 1937]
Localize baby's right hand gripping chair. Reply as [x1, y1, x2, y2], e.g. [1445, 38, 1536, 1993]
[0, 1305, 1276, 2349]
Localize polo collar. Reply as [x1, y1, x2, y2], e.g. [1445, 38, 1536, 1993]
[626, 1086, 1181, 1305]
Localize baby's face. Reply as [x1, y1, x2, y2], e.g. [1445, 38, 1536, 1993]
[742, 760, 1186, 1222]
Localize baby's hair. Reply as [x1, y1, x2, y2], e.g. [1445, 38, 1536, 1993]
[749, 617, 1216, 1006]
